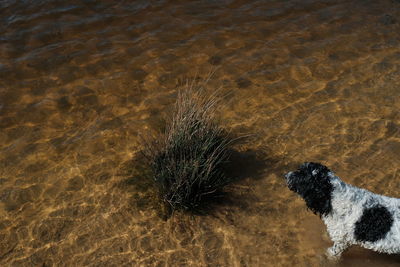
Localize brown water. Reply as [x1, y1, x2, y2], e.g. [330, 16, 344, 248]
[1, 0, 400, 266]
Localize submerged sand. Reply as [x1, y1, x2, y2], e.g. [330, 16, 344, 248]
[1, 0, 400, 266]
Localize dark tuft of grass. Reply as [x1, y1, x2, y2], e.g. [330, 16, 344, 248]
[144, 82, 234, 213]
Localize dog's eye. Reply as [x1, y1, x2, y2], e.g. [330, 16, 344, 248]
[312, 170, 318, 176]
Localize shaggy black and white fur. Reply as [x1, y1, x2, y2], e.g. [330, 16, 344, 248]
[285, 162, 400, 260]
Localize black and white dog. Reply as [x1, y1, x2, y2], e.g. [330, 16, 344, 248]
[285, 162, 400, 260]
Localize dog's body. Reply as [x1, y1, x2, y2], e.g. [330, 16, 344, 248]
[285, 162, 400, 259]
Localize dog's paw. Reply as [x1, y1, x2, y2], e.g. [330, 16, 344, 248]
[318, 253, 338, 267]
[321, 231, 331, 242]
[325, 248, 342, 263]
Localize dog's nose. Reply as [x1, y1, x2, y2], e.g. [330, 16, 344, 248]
[285, 171, 293, 180]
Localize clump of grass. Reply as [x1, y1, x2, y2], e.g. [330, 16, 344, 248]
[145, 82, 233, 212]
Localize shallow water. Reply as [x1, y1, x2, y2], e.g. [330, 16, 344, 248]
[1, 0, 400, 266]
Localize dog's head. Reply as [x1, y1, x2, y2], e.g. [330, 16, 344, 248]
[285, 162, 333, 217]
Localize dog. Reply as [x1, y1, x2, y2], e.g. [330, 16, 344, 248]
[285, 162, 400, 260]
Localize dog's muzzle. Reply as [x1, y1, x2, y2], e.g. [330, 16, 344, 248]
[285, 171, 293, 184]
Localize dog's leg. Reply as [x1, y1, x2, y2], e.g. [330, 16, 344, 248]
[326, 241, 349, 261]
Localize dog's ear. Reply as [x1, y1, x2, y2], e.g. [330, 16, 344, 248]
[301, 162, 333, 216]
[303, 162, 330, 177]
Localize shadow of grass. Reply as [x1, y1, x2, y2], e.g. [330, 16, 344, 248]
[224, 148, 276, 182]
[116, 145, 287, 220]
[208, 147, 291, 212]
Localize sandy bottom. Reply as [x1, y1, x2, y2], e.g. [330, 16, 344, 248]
[1, 0, 400, 266]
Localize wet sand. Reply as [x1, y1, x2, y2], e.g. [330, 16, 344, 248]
[1, 0, 400, 266]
